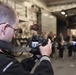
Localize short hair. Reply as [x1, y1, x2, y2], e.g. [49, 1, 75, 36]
[0, 2, 17, 26]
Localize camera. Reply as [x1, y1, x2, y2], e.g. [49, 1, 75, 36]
[28, 35, 48, 54]
[72, 41, 76, 46]
[32, 42, 39, 48]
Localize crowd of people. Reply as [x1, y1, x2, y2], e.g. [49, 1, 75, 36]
[12, 30, 76, 59]
[39, 31, 76, 59]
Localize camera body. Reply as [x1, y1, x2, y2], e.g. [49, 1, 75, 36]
[28, 35, 48, 54]
[32, 41, 39, 48]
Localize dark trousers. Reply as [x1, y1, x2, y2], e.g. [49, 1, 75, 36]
[59, 46, 64, 58]
[68, 46, 72, 57]
[51, 47, 55, 58]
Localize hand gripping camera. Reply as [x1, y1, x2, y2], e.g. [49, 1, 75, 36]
[28, 35, 48, 54]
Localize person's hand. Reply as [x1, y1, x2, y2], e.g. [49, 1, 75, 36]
[39, 39, 52, 57]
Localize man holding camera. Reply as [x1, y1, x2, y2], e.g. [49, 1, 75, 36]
[0, 2, 54, 75]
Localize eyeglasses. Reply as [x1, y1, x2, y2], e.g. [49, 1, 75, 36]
[0, 22, 18, 33]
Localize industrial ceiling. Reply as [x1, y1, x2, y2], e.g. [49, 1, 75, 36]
[42, 0, 76, 6]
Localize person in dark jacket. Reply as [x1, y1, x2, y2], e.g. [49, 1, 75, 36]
[47, 31, 53, 41]
[0, 2, 54, 75]
[57, 33, 64, 58]
[65, 31, 75, 57]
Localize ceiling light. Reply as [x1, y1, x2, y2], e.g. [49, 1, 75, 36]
[50, 16, 53, 18]
[65, 14, 67, 17]
[61, 10, 66, 15]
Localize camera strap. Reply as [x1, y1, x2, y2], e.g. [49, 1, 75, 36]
[0, 40, 26, 52]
